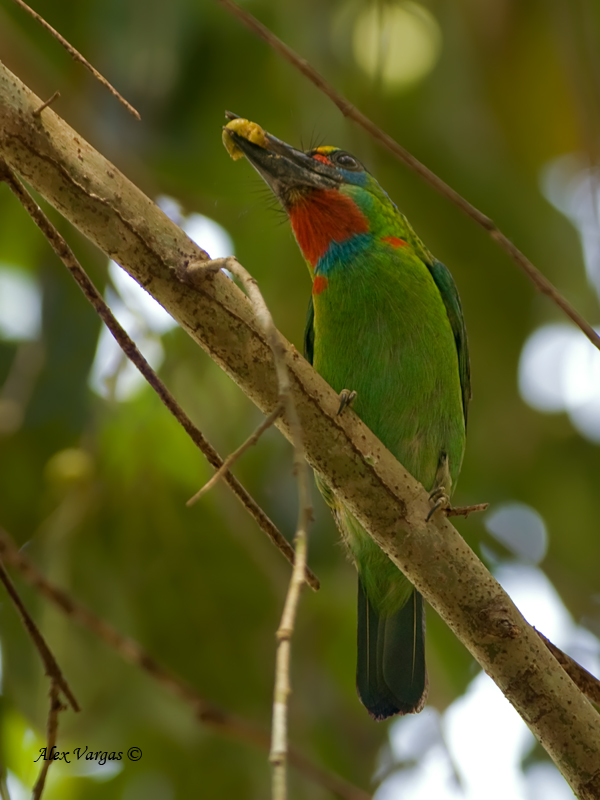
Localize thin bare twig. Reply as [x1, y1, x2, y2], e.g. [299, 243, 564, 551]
[0, 559, 79, 711]
[186, 257, 314, 799]
[269, 360, 312, 799]
[31, 680, 64, 800]
[271, 491, 310, 800]
[241, 265, 313, 799]
[8, 0, 140, 120]
[0, 555, 73, 798]
[0, 529, 367, 800]
[216, 0, 600, 354]
[32, 90, 60, 116]
[187, 405, 283, 505]
[236, 253, 314, 800]
[446, 502, 489, 518]
[0, 162, 319, 592]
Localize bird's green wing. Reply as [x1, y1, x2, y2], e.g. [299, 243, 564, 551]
[427, 259, 471, 427]
[304, 296, 315, 366]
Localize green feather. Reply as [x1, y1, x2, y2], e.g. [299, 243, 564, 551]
[426, 258, 471, 426]
[305, 227, 468, 719]
[229, 128, 470, 719]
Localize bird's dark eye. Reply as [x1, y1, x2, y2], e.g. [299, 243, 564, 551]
[331, 151, 362, 171]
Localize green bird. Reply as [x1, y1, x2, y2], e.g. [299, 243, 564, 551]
[223, 117, 470, 720]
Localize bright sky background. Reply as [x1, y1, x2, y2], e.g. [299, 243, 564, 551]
[518, 155, 600, 442]
[0, 267, 41, 341]
[88, 196, 234, 401]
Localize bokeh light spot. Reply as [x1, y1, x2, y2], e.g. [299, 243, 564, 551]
[485, 502, 548, 564]
[45, 447, 95, 486]
[89, 198, 235, 401]
[352, 2, 442, 90]
[518, 323, 600, 442]
[0, 266, 41, 341]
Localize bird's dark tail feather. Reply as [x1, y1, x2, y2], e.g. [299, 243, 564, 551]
[356, 579, 427, 720]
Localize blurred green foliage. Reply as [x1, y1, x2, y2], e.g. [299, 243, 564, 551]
[1, 0, 599, 797]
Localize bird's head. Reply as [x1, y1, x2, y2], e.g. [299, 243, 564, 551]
[223, 115, 410, 273]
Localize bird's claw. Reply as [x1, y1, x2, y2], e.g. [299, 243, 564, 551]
[337, 389, 357, 416]
[426, 486, 450, 522]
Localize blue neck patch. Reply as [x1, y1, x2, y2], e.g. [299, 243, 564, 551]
[315, 233, 372, 276]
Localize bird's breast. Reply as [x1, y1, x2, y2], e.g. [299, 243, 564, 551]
[311, 252, 465, 490]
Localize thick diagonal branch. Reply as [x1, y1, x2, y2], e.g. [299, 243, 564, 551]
[1, 59, 599, 798]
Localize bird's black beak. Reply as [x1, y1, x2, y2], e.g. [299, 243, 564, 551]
[223, 112, 341, 206]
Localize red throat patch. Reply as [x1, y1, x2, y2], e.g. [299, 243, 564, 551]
[289, 190, 369, 266]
